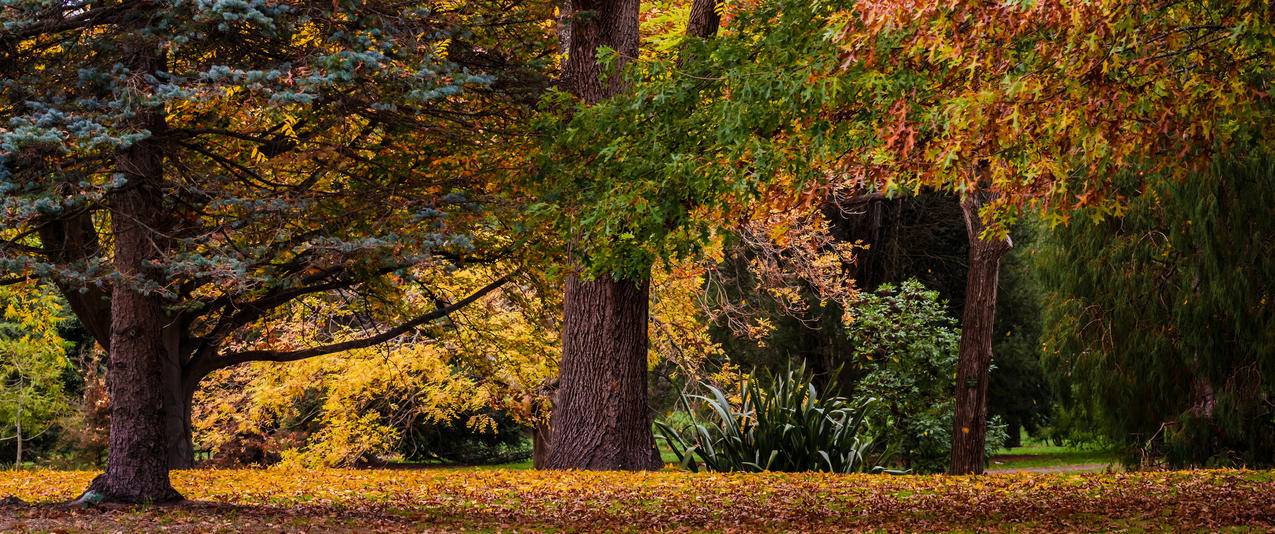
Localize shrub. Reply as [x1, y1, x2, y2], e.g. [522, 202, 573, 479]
[843, 279, 1005, 472]
[1038, 151, 1275, 468]
[655, 365, 887, 473]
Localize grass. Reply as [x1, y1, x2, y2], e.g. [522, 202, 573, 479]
[2, 468, 1273, 532]
[483, 440, 1118, 473]
[989, 442, 1120, 472]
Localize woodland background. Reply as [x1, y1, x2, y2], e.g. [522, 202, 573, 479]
[0, 0, 1272, 529]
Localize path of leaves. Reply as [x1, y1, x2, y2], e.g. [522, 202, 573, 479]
[1, 469, 1273, 532]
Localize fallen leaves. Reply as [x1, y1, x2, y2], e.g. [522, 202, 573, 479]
[1, 468, 1273, 532]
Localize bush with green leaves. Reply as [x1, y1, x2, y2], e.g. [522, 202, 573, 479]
[655, 365, 886, 473]
[844, 279, 1005, 472]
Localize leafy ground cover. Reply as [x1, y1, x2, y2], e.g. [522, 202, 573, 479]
[2, 469, 1273, 532]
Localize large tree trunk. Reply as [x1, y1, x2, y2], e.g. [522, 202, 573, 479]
[81, 44, 183, 504]
[559, 0, 639, 106]
[685, 0, 721, 39]
[544, 0, 653, 471]
[544, 0, 720, 471]
[547, 275, 660, 470]
[86, 144, 183, 503]
[950, 193, 1011, 475]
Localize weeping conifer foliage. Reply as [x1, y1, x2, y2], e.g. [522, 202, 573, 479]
[1038, 148, 1275, 467]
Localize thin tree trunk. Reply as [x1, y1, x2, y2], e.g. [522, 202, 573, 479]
[163, 322, 195, 469]
[1005, 421, 1022, 449]
[532, 420, 552, 469]
[163, 377, 196, 469]
[547, 275, 660, 470]
[81, 43, 183, 504]
[950, 193, 1011, 475]
[14, 416, 20, 468]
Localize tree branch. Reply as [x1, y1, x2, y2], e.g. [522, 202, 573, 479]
[0, 275, 35, 287]
[199, 271, 515, 374]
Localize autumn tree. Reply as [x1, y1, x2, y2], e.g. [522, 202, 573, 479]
[193, 266, 561, 467]
[827, 0, 1274, 473]
[608, 0, 1271, 474]
[0, 281, 74, 467]
[1, 1, 551, 502]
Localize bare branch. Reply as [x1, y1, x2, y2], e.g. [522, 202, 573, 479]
[199, 271, 515, 374]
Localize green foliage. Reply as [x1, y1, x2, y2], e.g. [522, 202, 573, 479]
[1038, 148, 1275, 467]
[655, 365, 885, 473]
[534, 0, 848, 278]
[844, 279, 957, 471]
[400, 408, 529, 465]
[988, 224, 1053, 446]
[844, 279, 1007, 472]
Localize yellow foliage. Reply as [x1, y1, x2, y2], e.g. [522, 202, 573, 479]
[648, 259, 724, 383]
[194, 266, 560, 467]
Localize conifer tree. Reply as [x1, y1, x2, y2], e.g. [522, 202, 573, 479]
[1038, 149, 1275, 467]
[1, 1, 549, 502]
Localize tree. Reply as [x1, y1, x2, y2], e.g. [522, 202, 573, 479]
[1, 1, 550, 502]
[0, 282, 73, 467]
[826, 0, 1274, 473]
[541, 0, 654, 471]
[542, 0, 722, 471]
[193, 268, 560, 467]
[1038, 149, 1275, 467]
[948, 190, 1012, 472]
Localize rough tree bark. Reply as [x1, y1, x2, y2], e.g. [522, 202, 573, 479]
[685, 0, 721, 40]
[35, 209, 200, 470]
[544, 0, 657, 471]
[78, 42, 184, 504]
[545, 0, 720, 471]
[548, 276, 659, 469]
[950, 191, 1011, 475]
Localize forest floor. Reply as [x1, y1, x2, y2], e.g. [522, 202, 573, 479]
[2, 468, 1274, 532]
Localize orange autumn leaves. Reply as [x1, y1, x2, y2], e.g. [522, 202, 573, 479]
[828, 0, 1274, 226]
[3, 469, 1275, 532]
